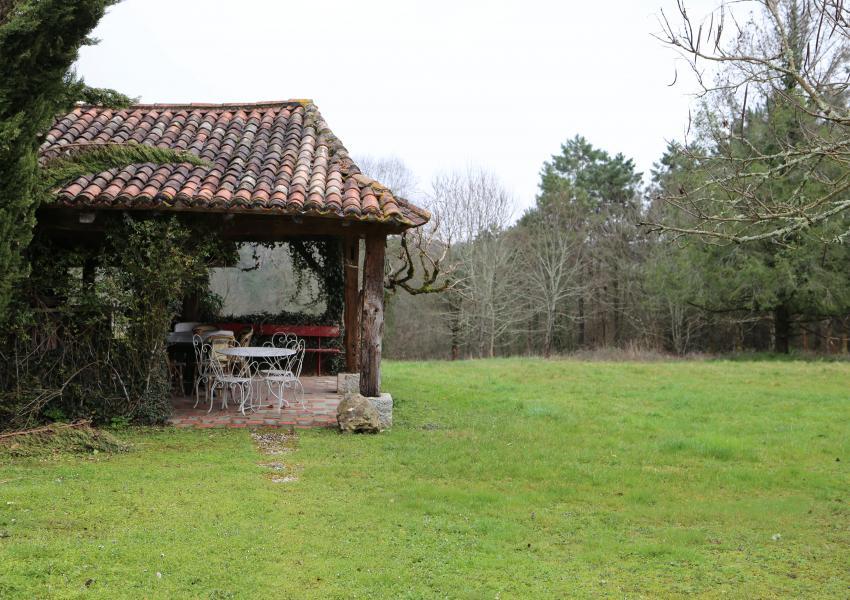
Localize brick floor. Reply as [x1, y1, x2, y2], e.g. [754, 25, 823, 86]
[169, 376, 341, 429]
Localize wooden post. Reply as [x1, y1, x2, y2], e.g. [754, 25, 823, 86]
[343, 236, 361, 373]
[182, 291, 200, 321]
[359, 234, 386, 397]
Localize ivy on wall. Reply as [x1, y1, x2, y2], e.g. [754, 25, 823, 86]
[288, 239, 345, 324]
[221, 238, 346, 374]
[0, 215, 237, 430]
[0, 224, 349, 430]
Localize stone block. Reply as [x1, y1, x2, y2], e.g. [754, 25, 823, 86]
[337, 372, 360, 394]
[371, 393, 393, 430]
[336, 393, 380, 433]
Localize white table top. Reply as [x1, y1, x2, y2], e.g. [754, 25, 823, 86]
[217, 346, 295, 358]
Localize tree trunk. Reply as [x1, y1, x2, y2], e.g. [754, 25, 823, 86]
[182, 291, 200, 321]
[447, 293, 461, 360]
[600, 284, 607, 346]
[543, 332, 553, 358]
[450, 313, 460, 360]
[612, 265, 620, 344]
[826, 319, 834, 354]
[488, 312, 496, 358]
[577, 296, 585, 347]
[774, 305, 791, 354]
[359, 235, 386, 397]
[343, 236, 360, 373]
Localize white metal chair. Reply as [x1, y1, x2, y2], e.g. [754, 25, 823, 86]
[192, 334, 213, 408]
[207, 342, 256, 415]
[264, 339, 306, 410]
[263, 332, 295, 350]
[262, 333, 298, 372]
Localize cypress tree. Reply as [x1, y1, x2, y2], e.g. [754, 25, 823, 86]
[0, 0, 119, 323]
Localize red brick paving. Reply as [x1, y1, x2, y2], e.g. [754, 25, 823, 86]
[169, 376, 341, 429]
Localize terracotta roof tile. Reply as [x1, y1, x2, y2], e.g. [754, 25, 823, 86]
[41, 100, 430, 227]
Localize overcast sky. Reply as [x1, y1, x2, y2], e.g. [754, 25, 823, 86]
[76, 0, 717, 213]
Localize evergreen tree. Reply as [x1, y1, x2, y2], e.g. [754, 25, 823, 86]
[0, 1, 203, 328]
[651, 106, 850, 353]
[0, 0, 121, 323]
[521, 136, 643, 348]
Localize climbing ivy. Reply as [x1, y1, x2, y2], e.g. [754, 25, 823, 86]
[0, 215, 237, 429]
[222, 238, 346, 374]
[288, 239, 345, 324]
[0, 224, 354, 429]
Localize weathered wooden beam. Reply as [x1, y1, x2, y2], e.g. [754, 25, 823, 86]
[182, 291, 201, 321]
[359, 234, 386, 397]
[343, 236, 361, 373]
[35, 207, 410, 241]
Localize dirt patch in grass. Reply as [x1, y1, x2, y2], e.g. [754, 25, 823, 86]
[268, 475, 297, 484]
[0, 421, 130, 458]
[250, 430, 297, 455]
[252, 430, 300, 482]
[258, 461, 285, 471]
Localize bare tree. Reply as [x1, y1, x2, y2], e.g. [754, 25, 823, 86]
[356, 155, 418, 200]
[515, 210, 586, 356]
[355, 155, 454, 295]
[428, 168, 521, 358]
[429, 167, 515, 244]
[650, 0, 850, 243]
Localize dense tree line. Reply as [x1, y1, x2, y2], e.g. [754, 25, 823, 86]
[383, 133, 850, 359]
[383, 0, 850, 359]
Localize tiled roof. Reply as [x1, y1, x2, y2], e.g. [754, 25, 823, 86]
[40, 100, 429, 227]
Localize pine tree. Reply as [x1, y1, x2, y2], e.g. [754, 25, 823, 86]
[523, 136, 643, 349]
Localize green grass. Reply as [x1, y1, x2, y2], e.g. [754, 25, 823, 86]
[1, 359, 849, 598]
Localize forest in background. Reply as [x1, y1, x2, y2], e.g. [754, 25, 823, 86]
[378, 139, 850, 360]
[211, 1, 850, 361]
[374, 0, 850, 360]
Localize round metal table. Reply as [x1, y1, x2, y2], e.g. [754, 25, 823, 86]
[217, 346, 298, 409]
[217, 346, 295, 359]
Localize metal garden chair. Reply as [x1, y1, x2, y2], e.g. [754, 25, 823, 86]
[192, 333, 213, 408]
[263, 338, 306, 410]
[207, 341, 256, 415]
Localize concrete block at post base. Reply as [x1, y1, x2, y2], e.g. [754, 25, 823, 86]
[371, 393, 393, 430]
[336, 372, 360, 395]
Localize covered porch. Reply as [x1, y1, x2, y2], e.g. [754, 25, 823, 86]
[35, 100, 430, 429]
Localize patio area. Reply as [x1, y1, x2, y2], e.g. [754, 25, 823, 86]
[33, 100, 428, 433]
[168, 376, 341, 429]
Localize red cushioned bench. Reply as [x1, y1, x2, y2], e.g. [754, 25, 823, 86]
[213, 323, 341, 376]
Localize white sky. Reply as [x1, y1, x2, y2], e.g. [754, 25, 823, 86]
[76, 0, 718, 213]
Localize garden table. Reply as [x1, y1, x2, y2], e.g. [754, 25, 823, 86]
[217, 346, 297, 409]
[216, 346, 295, 359]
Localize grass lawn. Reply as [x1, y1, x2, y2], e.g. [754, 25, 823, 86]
[1, 359, 849, 598]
